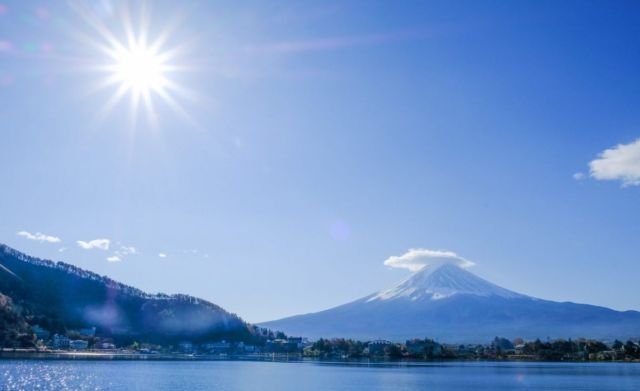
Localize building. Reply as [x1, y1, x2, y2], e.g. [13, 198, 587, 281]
[95, 337, 115, 350]
[287, 337, 309, 350]
[265, 339, 300, 353]
[52, 334, 70, 349]
[242, 344, 256, 353]
[100, 342, 116, 350]
[69, 340, 89, 350]
[201, 341, 231, 354]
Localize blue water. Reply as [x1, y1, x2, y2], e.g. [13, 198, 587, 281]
[1, 360, 639, 390]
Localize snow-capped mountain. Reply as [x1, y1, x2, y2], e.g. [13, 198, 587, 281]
[260, 262, 640, 343]
[365, 263, 524, 302]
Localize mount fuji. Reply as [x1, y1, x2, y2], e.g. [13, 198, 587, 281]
[260, 263, 640, 343]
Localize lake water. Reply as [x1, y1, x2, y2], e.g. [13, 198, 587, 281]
[1, 360, 639, 390]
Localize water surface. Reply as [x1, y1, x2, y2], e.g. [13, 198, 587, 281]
[1, 360, 639, 390]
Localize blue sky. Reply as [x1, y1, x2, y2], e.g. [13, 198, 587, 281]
[1, 0, 640, 323]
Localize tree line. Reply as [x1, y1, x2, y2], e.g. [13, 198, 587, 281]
[303, 336, 640, 362]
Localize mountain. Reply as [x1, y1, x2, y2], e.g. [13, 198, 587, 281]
[0, 244, 268, 346]
[260, 263, 640, 343]
[0, 292, 34, 347]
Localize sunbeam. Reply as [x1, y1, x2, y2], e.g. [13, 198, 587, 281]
[69, 1, 194, 129]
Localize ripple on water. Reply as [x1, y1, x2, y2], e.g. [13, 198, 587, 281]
[1, 361, 105, 391]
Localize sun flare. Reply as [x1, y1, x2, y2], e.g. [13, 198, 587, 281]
[110, 43, 169, 95]
[73, 1, 194, 128]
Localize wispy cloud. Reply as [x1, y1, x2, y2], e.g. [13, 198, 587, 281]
[16, 231, 61, 244]
[77, 239, 110, 250]
[384, 248, 475, 272]
[588, 139, 640, 186]
[117, 246, 137, 255]
[158, 253, 167, 258]
[106, 245, 137, 262]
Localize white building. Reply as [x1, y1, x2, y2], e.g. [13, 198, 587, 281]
[69, 340, 89, 350]
[52, 334, 70, 349]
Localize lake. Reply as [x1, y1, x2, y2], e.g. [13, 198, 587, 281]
[1, 360, 639, 390]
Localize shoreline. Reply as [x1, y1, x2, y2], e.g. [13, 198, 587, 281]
[1, 350, 639, 364]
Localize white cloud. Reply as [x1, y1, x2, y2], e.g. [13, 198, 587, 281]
[117, 246, 137, 256]
[58, 247, 67, 252]
[17, 231, 61, 244]
[77, 239, 110, 250]
[384, 248, 475, 272]
[107, 245, 137, 262]
[589, 139, 640, 186]
[158, 253, 167, 258]
[573, 172, 586, 181]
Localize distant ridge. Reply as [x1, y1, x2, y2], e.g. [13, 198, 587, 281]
[260, 262, 640, 343]
[0, 243, 267, 345]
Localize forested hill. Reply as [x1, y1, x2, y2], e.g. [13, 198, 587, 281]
[0, 244, 268, 346]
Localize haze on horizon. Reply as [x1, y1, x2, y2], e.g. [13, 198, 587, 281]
[1, 0, 640, 323]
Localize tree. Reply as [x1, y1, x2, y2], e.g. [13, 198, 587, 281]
[384, 344, 404, 359]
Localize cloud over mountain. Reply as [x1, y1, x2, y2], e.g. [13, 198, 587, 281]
[16, 231, 61, 244]
[383, 248, 475, 272]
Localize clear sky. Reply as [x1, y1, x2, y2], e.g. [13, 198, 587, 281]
[1, 0, 639, 323]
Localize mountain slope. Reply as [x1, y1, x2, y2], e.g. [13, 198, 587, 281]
[0, 292, 35, 347]
[260, 263, 640, 343]
[0, 244, 266, 345]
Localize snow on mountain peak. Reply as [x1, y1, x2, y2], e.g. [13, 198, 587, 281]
[367, 262, 524, 302]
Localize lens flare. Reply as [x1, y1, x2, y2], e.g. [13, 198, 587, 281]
[71, 1, 194, 129]
[110, 43, 168, 96]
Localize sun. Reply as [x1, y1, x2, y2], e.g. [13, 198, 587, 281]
[97, 34, 183, 127]
[73, 1, 194, 128]
[110, 43, 169, 96]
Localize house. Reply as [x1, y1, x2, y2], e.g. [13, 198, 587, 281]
[52, 334, 70, 349]
[595, 350, 618, 361]
[367, 340, 392, 356]
[69, 340, 89, 350]
[265, 339, 299, 353]
[287, 337, 309, 350]
[265, 339, 285, 353]
[201, 341, 231, 354]
[96, 338, 116, 350]
[242, 344, 256, 353]
[234, 341, 257, 353]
